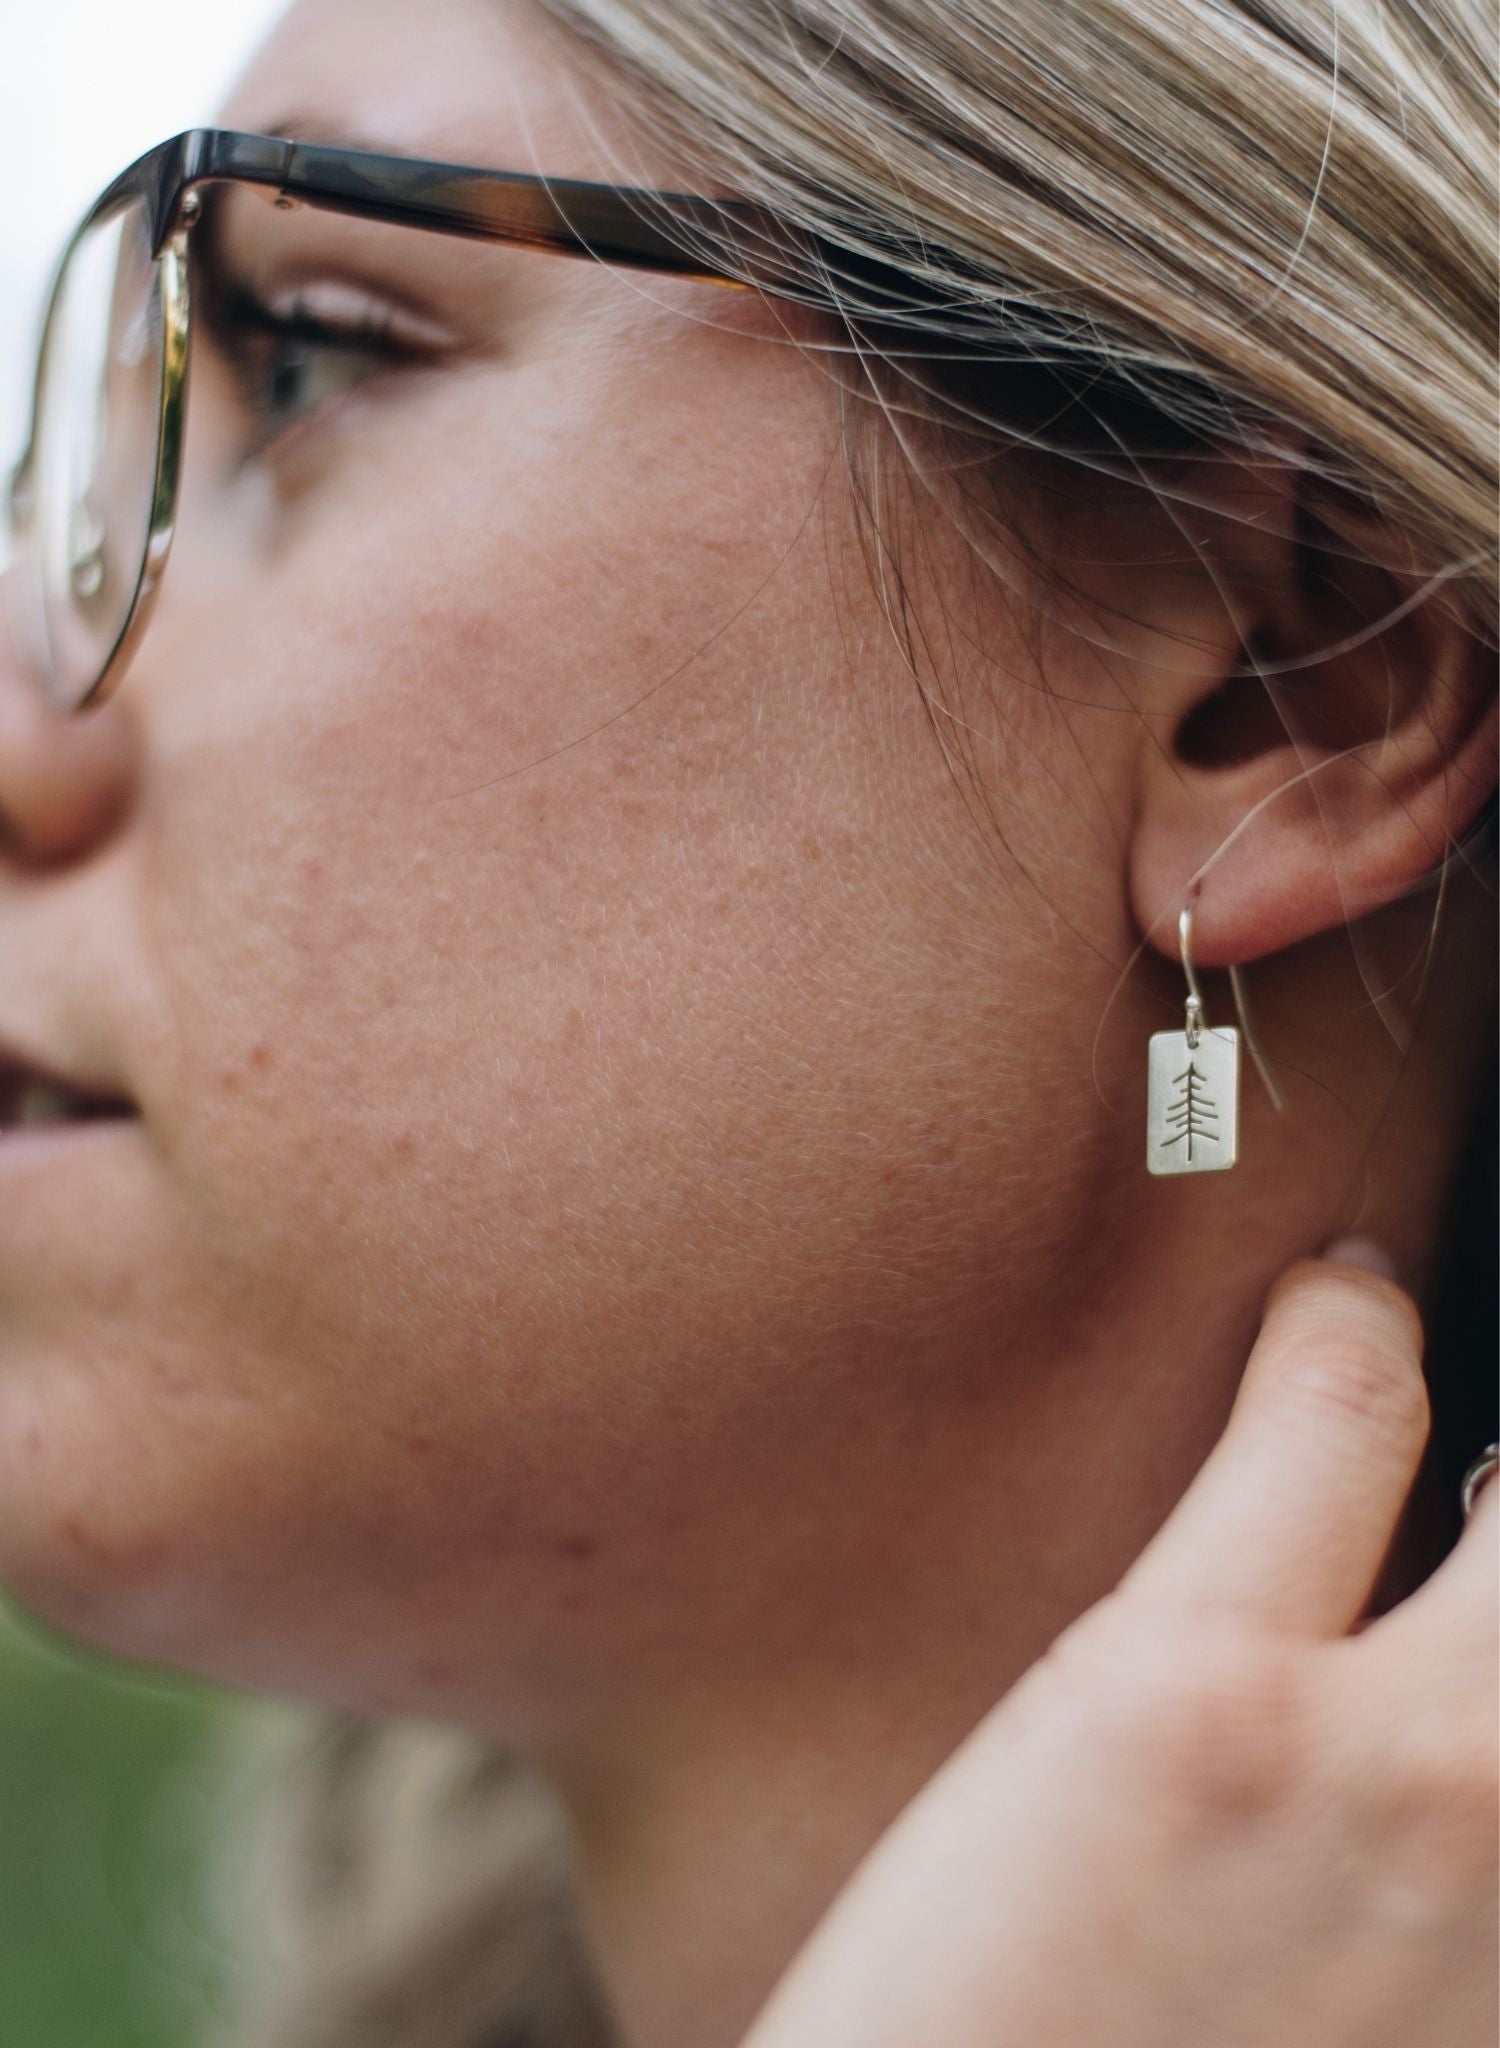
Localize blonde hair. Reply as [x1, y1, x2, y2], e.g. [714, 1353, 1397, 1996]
[214, 5, 1497, 2043]
[545, 0, 1497, 626]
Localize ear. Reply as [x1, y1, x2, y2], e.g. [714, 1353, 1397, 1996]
[1125, 456, 1498, 968]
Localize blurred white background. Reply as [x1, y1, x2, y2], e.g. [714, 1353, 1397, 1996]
[0, 0, 288, 467]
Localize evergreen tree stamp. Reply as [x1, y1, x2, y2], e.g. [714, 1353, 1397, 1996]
[1146, 1026, 1240, 1175]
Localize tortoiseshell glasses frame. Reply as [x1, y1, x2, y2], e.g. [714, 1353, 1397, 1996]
[5, 128, 769, 714]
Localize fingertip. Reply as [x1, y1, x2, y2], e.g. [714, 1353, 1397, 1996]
[1322, 1240, 1423, 1340]
[1263, 1241, 1421, 1346]
[1320, 1235, 1397, 1280]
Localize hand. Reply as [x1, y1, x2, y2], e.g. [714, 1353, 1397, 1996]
[742, 1246, 1499, 2048]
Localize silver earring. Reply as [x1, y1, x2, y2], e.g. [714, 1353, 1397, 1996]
[1146, 892, 1241, 1175]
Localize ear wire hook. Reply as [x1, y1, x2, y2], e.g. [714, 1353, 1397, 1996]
[1229, 959, 1287, 1115]
[1178, 897, 1207, 1047]
[1179, 887, 1286, 1115]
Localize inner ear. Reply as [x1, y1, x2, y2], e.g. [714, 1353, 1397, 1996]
[1173, 644, 1400, 771]
[1172, 655, 1292, 771]
[1173, 506, 1429, 774]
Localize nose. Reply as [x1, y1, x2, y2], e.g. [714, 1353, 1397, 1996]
[0, 567, 135, 865]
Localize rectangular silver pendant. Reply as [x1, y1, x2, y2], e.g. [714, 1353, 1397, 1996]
[1147, 1025, 1239, 1175]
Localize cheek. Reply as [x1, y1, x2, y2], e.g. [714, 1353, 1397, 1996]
[0, 357, 846, 1660]
[142, 338, 850, 1270]
[0, 315, 1121, 1712]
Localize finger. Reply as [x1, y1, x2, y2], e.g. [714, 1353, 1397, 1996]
[1118, 1245, 1430, 1636]
[1358, 1469, 1499, 1689]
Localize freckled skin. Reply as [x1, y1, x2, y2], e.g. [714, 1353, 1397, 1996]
[0, 0, 1485, 1767]
[0, 3, 1110, 1718]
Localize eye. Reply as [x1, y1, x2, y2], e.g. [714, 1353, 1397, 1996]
[204, 276, 447, 454]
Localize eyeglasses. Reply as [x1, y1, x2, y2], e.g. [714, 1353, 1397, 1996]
[4, 128, 769, 715]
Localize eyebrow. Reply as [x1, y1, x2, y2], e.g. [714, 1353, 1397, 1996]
[190, 114, 385, 301]
[193, 116, 772, 292]
[256, 111, 442, 161]
[189, 175, 514, 349]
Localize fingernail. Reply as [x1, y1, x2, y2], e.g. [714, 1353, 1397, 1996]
[1321, 1234, 1397, 1279]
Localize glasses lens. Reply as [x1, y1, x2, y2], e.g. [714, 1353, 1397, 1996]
[12, 195, 165, 711]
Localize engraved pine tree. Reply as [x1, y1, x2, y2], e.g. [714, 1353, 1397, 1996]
[1161, 1060, 1220, 1164]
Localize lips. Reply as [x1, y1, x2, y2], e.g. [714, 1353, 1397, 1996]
[0, 1041, 136, 1135]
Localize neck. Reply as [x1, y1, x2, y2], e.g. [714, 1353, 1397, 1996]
[542, 884, 1491, 2048]
[545, 1253, 1288, 2045]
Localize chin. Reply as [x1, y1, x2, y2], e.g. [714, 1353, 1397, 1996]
[0, 1366, 249, 1679]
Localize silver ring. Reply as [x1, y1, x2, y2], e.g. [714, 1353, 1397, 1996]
[1460, 1443, 1500, 1520]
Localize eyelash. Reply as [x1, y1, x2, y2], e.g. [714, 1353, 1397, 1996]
[209, 285, 427, 452]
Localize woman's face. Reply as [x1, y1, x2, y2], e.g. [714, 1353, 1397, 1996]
[0, 0, 1159, 1732]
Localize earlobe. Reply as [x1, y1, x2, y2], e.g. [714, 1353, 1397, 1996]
[1126, 475, 1499, 971]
